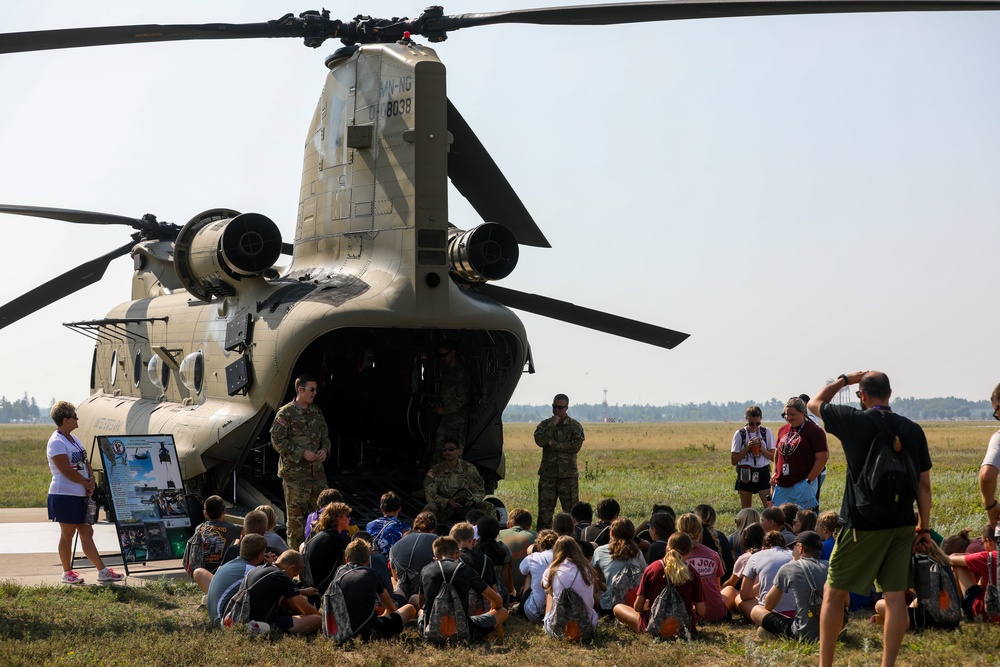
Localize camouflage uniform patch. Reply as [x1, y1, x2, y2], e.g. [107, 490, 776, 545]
[270, 400, 331, 547]
[534, 415, 585, 531]
[432, 363, 470, 461]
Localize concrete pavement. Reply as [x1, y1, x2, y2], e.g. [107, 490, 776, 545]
[0, 508, 188, 587]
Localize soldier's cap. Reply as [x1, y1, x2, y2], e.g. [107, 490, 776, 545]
[791, 530, 823, 552]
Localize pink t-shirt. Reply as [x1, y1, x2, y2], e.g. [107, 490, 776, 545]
[686, 543, 726, 621]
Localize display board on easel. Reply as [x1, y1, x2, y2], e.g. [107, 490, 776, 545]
[95, 434, 193, 566]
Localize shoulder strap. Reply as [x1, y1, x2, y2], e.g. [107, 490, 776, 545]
[598, 525, 611, 541]
[373, 518, 393, 543]
[739, 428, 747, 446]
[800, 560, 819, 593]
[480, 554, 489, 579]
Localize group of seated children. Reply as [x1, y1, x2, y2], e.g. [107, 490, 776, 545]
[187, 490, 1000, 644]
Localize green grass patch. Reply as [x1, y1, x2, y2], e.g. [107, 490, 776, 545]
[4, 421, 999, 664]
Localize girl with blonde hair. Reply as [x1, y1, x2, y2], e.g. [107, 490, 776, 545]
[613, 532, 706, 636]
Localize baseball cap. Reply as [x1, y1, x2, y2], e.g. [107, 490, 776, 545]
[791, 530, 823, 552]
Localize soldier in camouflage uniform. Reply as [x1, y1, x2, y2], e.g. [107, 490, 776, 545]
[534, 394, 585, 532]
[270, 375, 330, 549]
[422, 438, 495, 523]
[430, 342, 470, 462]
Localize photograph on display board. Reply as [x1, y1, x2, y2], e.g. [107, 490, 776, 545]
[96, 434, 193, 562]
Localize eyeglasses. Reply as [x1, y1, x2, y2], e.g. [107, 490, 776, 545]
[442, 447, 460, 453]
[552, 404, 568, 410]
[781, 412, 801, 420]
[747, 421, 761, 427]
[855, 390, 863, 399]
[69, 414, 79, 419]
[301, 387, 318, 393]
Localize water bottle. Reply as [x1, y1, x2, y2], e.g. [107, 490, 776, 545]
[85, 497, 98, 525]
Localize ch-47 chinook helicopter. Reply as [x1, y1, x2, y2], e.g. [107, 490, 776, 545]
[1, 0, 997, 520]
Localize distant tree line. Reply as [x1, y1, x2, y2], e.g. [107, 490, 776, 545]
[0, 394, 42, 423]
[503, 396, 992, 423]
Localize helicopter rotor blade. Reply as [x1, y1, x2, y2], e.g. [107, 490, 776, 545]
[0, 13, 343, 55]
[473, 283, 689, 349]
[0, 204, 180, 240]
[439, 0, 1000, 31]
[447, 100, 550, 249]
[0, 204, 150, 229]
[0, 241, 136, 330]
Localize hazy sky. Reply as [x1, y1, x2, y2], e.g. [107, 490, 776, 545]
[1, 1, 998, 410]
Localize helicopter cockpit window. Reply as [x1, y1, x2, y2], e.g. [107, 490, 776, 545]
[147, 355, 170, 392]
[179, 351, 204, 396]
[133, 350, 143, 388]
[109, 350, 118, 385]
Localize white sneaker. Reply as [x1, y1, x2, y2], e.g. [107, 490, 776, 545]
[97, 567, 125, 582]
[247, 621, 271, 635]
[61, 570, 84, 585]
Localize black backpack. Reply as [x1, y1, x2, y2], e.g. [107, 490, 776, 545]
[851, 411, 919, 527]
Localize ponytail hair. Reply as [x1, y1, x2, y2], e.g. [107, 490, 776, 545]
[663, 532, 693, 585]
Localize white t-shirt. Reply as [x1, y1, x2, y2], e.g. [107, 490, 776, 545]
[542, 561, 598, 629]
[983, 431, 1000, 471]
[47, 430, 90, 496]
[519, 549, 553, 621]
[731, 426, 776, 467]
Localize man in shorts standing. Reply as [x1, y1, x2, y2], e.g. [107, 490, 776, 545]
[808, 371, 933, 667]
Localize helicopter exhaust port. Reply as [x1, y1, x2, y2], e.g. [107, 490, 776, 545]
[447, 223, 519, 283]
[173, 209, 283, 302]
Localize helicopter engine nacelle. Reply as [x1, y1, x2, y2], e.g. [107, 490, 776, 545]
[173, 209, 283, 302]
[447, 223, 519, 283]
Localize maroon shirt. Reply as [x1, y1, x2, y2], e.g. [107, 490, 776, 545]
[637, 558, 703, 635]
[773, 420, 827, 487]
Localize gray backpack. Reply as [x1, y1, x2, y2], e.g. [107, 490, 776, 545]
[221, 568, 279, 629]
[547, 570, 594, 642]
[646, 577, 691, 641]
[609, 561, 643, 608]
[423, 561, 470, 643]
[911, 554, 961, 629]
[322, 567, 375, 642]
[467, 556, 492, 616]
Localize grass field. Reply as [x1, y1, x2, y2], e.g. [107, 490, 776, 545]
[3, 421, 999, 666]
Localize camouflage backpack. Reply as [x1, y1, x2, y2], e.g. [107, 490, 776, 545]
[984, 552, 1000, 622]
[182, 530, 205, 576]
[423, 560, 470, 643]
[322, 567, 375, 642]
[609, 561, 643, 608]
[646, 577, 691, 641]
[911, 554, 961, 629]
[547, 570, 594, 642]
[467, 556, 492, 616]
[221, 568, 280, 630]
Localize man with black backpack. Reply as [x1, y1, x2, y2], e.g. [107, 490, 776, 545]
[808, 371, 933, 667]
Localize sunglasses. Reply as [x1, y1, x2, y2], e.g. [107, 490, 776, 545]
[552, 404, 568, 410]
[856, 390, 863, 399]
[994, 406, 1000, 422]
[442, 447, 460, 453]
[747, 421, 761, 427]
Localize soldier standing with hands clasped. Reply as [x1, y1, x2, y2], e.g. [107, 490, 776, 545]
[270, 375, 330, 549]
[534, 394, 585, 532]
